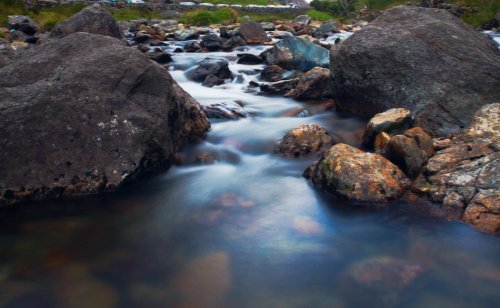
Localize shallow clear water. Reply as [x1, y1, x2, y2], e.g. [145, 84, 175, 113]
[0, 37, 499, 308]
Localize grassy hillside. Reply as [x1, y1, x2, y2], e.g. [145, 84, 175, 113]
[0, 0, 161, 31]
[313, 0, 498, 26]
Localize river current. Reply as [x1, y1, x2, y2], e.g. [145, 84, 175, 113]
[0, 32, 499, 307]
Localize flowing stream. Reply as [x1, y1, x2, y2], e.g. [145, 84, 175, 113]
[0, 33, 499, 307]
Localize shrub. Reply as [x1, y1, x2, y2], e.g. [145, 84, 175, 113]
[181, 8, 238, 26]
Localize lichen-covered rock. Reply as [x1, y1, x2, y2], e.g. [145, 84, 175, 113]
[238, 21, 268, 45]
[362, 108, 413, 149]
[275, 124, 339, 158]
[305, 144, 410, 203]
[0, 32, 210, 206]
[413, 103, 499, 233]
[266, 37, 330, 71]
[285, 67, 332, 100]
[50, 4, 123, 39]
[463, 190, 500, 233]
[330, 6, 500, 137]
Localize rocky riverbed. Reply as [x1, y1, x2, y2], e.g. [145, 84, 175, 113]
[0, 3, 499, 307]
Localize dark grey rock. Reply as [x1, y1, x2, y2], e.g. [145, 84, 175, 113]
[330, 6, 500, 137]
[50, 4, 122, 39]
[0, 32, 209, 206]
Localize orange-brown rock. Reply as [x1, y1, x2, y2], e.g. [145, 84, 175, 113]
[304, 143, 410, 203]
[463, 190, 500, 233]
[275, 124, 339, 158]
[385, 127, 434, 178]
[413, 103, 499, 234]
[362, 108, 413, 149]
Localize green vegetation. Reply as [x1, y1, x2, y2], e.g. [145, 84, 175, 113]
[202, 0, 274, 5]
[311, 0, 499, 26]
[109, 7, 163, 22]
[306, 9, 334, 21]
[1, 1, 162, 31]
[179, 8, 239, 26]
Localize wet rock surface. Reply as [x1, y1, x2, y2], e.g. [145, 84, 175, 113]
[267, 37, 330, 71]
[413, 103, 500, 233]
[189, 58, 233, 82]
[50, 4, 123, 39]
[305, 144, 410, 203]
[386, 127, 434, 178]
[259, 65, 300, 82]
[362, 108, 413, 149]
[259, 78, 300, 96]
[275, 124, 339, 158]
[0, 32, 209, 205]
[330, 6, 500, 137]
[285, 67, 332, 100]
[203, 102, 250, 120]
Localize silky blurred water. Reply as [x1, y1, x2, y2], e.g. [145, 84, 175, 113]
[0, 35, 499, 308]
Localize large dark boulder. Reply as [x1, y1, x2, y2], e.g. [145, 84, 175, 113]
[50, 4, 123, 39]
[330, 6, 500, 137]
[0, 33, 209, 205]
[0, 39, 14, 69]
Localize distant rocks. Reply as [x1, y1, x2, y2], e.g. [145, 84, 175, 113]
[266, 37, 329, 71]
[50, 4, 123, 39]
[330, 6, 500, 137]
[174, 29, 199, 41]
[238, 21, 269, 45]
[8, 15, 39, 36]
[201, 33, 224, 51]
[0, 32, 209, 206]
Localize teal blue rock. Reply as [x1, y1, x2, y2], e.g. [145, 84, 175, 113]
[269, 37, 330, 71]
